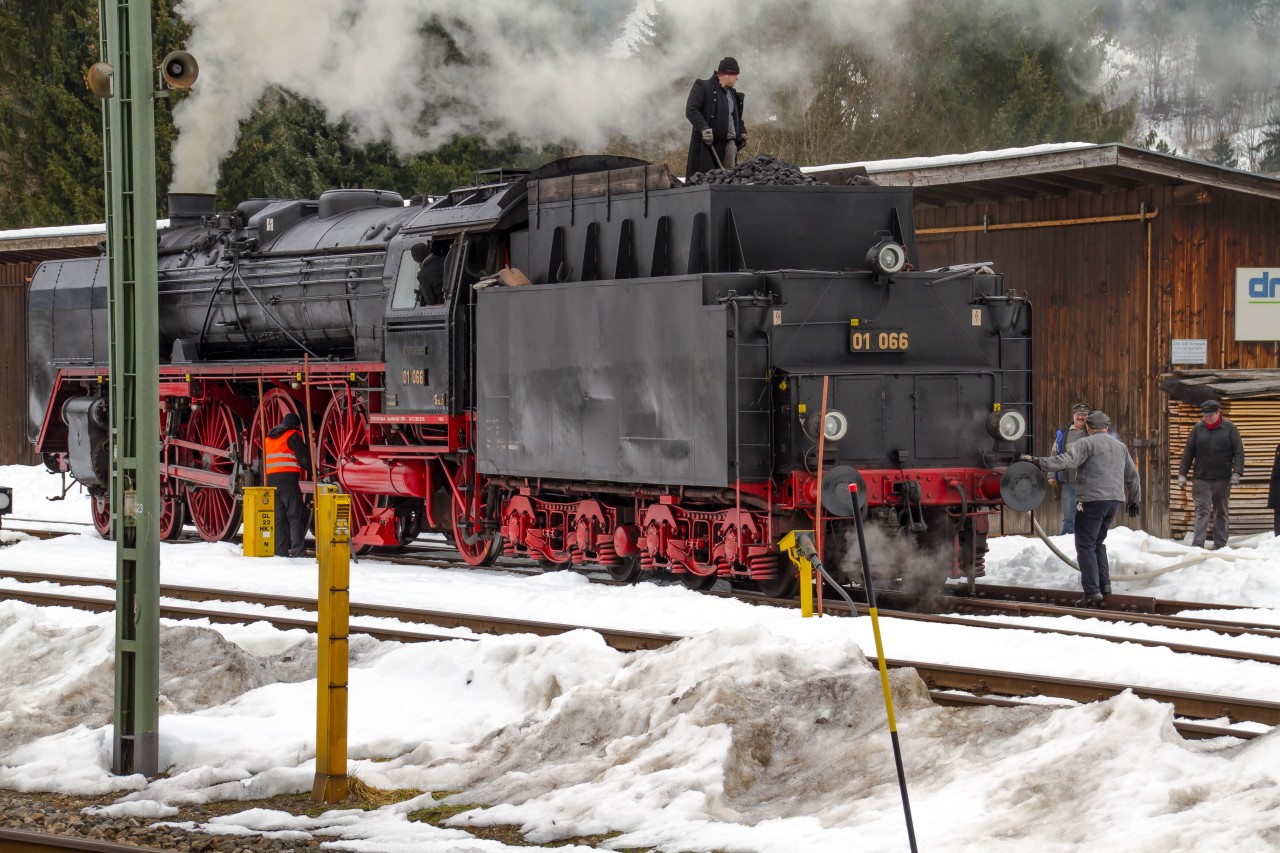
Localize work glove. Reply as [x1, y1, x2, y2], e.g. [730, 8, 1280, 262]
[1077, 502, 1084, 513]
[1019, 454, 1038, 465]
[1230, 472, 1241, 486]
[737, 132, 748, 146]
[1177, 474, 1187, 488]
[1126, 501, 1140, 518]
[701, 127, 714, 145]
[1049, 478, 1060, 489]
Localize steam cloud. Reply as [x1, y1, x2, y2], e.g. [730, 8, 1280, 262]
[168, 0, 905, 192]
[170, 0, 1280, 194]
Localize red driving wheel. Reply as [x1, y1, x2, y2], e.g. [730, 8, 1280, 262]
[315, 389, 377, 554]
[180, 397, 244, 542]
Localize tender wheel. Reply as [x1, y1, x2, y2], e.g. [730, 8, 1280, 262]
[180, 398, 243, 542]
[607, 555, 643, 583]
[90, 491, 114, 539]
[537, 556, 572, 571]
[758, 565, 798, 598]
[315, 390, 378, 555]
[680, 570, 718, 591]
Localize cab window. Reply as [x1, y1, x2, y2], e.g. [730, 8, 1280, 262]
[391, 250, 420, 310]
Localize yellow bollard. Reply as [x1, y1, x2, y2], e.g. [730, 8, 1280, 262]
[311, 485, 351, 803]
[778, 530, 816, 618]
[242, 487, 276, 557]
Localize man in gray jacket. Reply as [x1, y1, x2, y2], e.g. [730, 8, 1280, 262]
[1023, 410, 1141, 606]
[1177, 399, 1244, 550]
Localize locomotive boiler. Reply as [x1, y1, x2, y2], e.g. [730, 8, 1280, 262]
[27, 154, 1033, 595]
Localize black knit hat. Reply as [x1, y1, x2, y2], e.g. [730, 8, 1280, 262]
[280, 412, 301, 429]
[716, 56, 740, 74]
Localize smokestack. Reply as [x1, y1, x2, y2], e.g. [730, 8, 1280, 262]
[167, 192, 216, 226]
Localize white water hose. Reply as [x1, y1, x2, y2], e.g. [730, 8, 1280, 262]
[1030, 516, 1265, 583]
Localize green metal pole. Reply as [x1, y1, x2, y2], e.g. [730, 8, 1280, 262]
[100, 0, 162, 777]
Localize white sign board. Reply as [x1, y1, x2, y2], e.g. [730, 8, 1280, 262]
[1235, 268, 1280, 341]
[1171, 338, 1207, 364]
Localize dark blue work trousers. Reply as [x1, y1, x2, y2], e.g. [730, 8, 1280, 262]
[1074, 500, 1121, 596]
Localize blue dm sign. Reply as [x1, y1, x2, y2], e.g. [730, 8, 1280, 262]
[1236, 268, 1280, 341]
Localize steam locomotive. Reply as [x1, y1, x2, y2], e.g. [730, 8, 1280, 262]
[27, 154, 1032, 594]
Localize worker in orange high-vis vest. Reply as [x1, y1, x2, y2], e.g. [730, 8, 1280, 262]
[264, 412, 312, 557]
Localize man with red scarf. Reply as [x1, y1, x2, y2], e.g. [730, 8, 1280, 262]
[1177, 399, 1244, 550]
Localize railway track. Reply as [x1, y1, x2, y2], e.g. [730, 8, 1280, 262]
[1, 567, 1274, 740]
[0, 827, 163, 852]
[7, 521, 1276, 628]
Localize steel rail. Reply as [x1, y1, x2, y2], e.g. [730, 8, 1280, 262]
[927, 693, 1258, 741]
[948, 582, 1275, 617]
[0, 586, 676, 651]
[3, 565, 1280, 656]
[5, 517, 1274, 630]
[1, 578, 1275, 729]
[0, 827, 166, 852]
[933, 595, 1280, 639]
[906, 659, 1280, 726]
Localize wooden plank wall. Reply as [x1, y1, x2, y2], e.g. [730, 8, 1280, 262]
[0, 261, 39, 465]
[912, 183, 1280, 538]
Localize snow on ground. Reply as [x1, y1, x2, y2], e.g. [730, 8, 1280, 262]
[1, 463, 1279, 852]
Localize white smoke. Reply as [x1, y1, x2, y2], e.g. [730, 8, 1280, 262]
[168, 0, 909, 192]
[169, 0, 1280, 193]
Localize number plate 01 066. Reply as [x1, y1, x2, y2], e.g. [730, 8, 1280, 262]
[849, 328, 910, 352]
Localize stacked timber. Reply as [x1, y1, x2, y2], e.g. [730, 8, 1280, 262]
[1163, 370, 1280, 538]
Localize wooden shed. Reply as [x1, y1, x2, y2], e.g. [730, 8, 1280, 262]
[0, 228, 103, 466]
[812, 144, 1280, 538]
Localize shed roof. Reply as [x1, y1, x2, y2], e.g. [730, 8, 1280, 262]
[806, 143, 1280, 207]
[0, 220, 170, 264]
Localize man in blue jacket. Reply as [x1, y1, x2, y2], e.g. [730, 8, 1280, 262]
[1178, 399, 1244, 550]
[1052, 403, 1091, 533]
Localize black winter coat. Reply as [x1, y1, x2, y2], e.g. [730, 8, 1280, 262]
[1267, 443, 1280, 510]
[1179, 417, 1244, 481]
[685, 75, 746, 178]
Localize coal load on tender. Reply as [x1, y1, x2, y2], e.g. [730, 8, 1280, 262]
[684, 153, 824, 186]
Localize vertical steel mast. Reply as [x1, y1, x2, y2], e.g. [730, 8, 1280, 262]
[97, 0, 162, 777]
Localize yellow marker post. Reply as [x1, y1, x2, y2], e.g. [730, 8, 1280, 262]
[242, 487, 276, 557]
[778, 530, 815, 617]
[312, 485, 351, 803]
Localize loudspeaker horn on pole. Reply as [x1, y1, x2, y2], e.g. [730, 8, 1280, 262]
[86, 62, 115, 99]
[160, 51, 199, 89]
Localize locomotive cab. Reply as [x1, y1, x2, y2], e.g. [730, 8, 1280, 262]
[383, 232, 502, 417]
